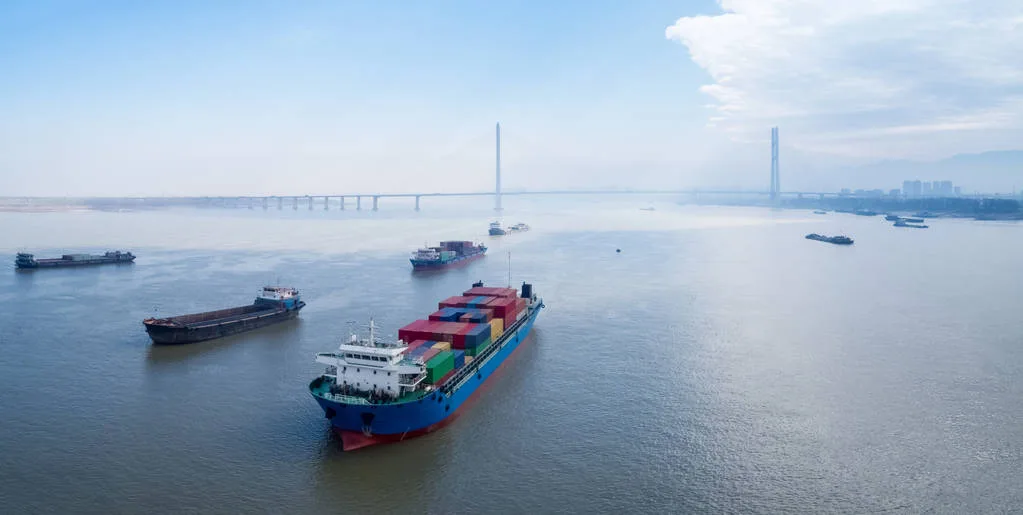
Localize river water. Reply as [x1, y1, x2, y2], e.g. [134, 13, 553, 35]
[1, 199, 1021, 513]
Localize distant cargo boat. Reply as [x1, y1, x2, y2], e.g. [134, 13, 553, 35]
[894, 221, 928, 229]
[805, 233, 854, 245]
[640, 207, 656, 211]
[903, 217, 925, 223]
[15, 250, 135, 269]
[143, 286, 304, 344]
[854, 210, 879, 216]
[508, 222, 530, 232]
[885, 214, 901, 221]
[410, 241, 487, 271]
[488, 221, 506, 236]
[814, 210, 828, 215]
[309, 282, 543, 451]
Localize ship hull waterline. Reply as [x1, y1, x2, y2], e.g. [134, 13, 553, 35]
[144, 303, 305, 345]
[312, 303, 541, 451]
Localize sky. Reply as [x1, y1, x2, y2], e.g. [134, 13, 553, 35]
[1, 0, 1021, 196]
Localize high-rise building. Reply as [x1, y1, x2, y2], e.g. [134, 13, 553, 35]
[903, 180, 922, 198]
[922, 182, 933, 196]
[889, 189, 901, 197]
[937, 180, 954, 196]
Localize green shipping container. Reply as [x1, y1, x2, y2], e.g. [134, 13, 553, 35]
[466, 336, 492, 357]
[425, 350, 455, 383]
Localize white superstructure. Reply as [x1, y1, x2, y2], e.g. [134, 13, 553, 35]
[315, 320, 428, 400]
[258, 286, 299, 301]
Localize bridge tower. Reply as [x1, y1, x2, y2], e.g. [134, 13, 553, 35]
[495, 122, 502, 211]
[770, 127, 780, 201]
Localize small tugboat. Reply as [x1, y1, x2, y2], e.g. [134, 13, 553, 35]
[143, 286, 304, 344]
[15, 250, 135, 269]
[488, 221, 506, 236]
[508, 223, 530, 232]
[813, 210, 828, 215]
[884, 214, 901, 221]
[805, 233, 854, 245]
[893, 220, 928, 229]
[903, 217, 925, 223]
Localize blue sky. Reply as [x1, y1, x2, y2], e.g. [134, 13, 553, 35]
[1, 0, 1021, 196]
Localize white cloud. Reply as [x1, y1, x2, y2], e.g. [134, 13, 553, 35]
[666, 0, 1023, 160]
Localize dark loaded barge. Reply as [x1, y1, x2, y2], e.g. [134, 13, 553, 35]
[805, 233, 854, 245]
[143, 287, 304, 344]
[16, 251, 135, 269]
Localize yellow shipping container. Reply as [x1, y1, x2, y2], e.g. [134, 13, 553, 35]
[465, 355, 474, 364]
[489, 319, 504, 341]
[431, 341, 452, 351]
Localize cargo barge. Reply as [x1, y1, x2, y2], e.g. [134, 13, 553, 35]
[15, 251, 135, 269]
[410, 241, 486, 271]
[309, 282, 543, 451]
[143, 286, 304, 344]
[806, 233, 854, 245]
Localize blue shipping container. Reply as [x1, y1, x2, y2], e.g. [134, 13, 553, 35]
[468, 296, 491, 308]
[452, 349, 465, 369]
[463, 324, 491, 347]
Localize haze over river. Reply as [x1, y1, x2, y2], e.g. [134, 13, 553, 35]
[1, 198, 1021, 513]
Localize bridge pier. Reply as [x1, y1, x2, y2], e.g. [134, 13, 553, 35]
[307, 195, 313, 210]
[262, 197, 268, 210]
[277, 197, 283, 210]
[372, 196, 379, 211]
[324, 196, 329, 210]
[415, 195, 420, 211]
[339, 196, 345, 210]
[247, 197, 253, 210]
[356, 196, 361, 210]
[293, 197, 298, 210]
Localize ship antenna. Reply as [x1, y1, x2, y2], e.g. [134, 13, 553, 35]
[369, 317, 375, 346]
[507, 251, 512, 287]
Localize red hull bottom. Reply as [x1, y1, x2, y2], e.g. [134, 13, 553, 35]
[334, 330, 534, 452]
[336, 418, 454, 451]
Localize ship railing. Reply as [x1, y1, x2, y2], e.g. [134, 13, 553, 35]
[441, 305, 537, 395]
[399, 373, 427, 388]
[325, 393, 371, 405]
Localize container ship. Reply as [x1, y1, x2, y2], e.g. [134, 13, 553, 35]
[410, 241, 486, 270]
[309, 282, 543, 451]
[488, 221, 506, 235]
[143, 286, 304, 344]
[15, 251, 135, 269]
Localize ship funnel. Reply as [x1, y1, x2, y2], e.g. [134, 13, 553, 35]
[521, 282, 532, 299]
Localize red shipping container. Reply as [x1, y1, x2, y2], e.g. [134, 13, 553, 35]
[462, 287, 517, 298]
[402, 340, 430, 354]
[515, 298, 527, 313]
[484, 297, 515, 318]
[419, 347, 440, 363]
[438, 296, 475, 309]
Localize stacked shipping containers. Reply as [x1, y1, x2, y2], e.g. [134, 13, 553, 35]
[396, 285, 529, 383]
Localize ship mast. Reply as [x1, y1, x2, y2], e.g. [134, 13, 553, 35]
[507, 251, 511, 287]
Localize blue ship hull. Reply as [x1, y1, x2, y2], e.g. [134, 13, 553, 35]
[311, 302, 542, 450]
[410, 248, 486, 270]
